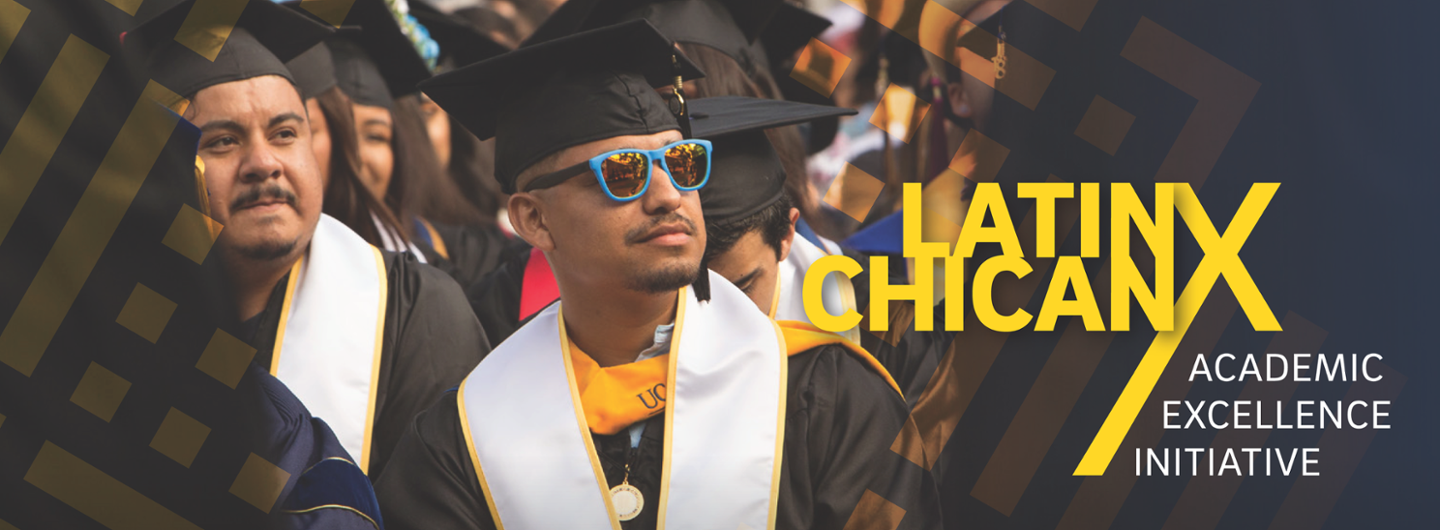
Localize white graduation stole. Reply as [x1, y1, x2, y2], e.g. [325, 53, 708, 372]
[775, 236, 862, 344]
[271, 214, 388, 472]
[370, 211, 427, 263]
[458, 270, 787, 530]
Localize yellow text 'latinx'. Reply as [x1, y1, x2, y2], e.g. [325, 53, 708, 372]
[802, 182, 1282, 333]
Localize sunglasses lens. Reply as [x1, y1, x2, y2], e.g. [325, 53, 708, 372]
[664, 142, 709, 189]
[600, 152, 649, 198]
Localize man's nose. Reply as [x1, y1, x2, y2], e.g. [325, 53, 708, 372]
[640, 158, 683, 215]
[238, 141, 284, 184]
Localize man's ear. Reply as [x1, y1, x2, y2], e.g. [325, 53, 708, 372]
[946, 81, 973, 119]
[507, 192, 555, 251]
[778, 207, 799, 262]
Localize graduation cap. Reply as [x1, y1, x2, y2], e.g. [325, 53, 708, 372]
[287, 0, 434, 99]
[122, 0, 332, 103]
[408, 0, 510, 69]
[328, 36, 397, 109]
[525, 0, 782, 70]
[688, 96, 856, 225]
[420, 19, 705, 194]
[285, 42, 337, 101]
[756, 3, 841, 155]
[757, 2, 832, 74]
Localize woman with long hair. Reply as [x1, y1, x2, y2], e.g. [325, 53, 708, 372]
[405, 2, 517, 287]
[283, 40, 411, 249]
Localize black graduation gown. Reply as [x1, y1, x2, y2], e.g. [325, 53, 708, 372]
[372, 343, 942, 530]
[415, 221, 511, 291]
[464, 239, 539, 345]
[845, 249, 953, 408]
[241, 250, 492, 479]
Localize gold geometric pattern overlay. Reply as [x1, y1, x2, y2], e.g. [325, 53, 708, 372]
[70, 362, 131, 422]
[790, 37, 851, 99]
[116, 283, 176, 344]
[230, 453, 291, 513]
[103, 0, 145, 17]
[823, 163, 886, 222]
[150, 407, 211, 468]
[0, 0, 29, 59]
[1074, 95, 1135, 156]
[870, 83, 931, 144]
[195, 329, 257, 389]
[24, 441, 201, 529]
[162, 204, 223, 264]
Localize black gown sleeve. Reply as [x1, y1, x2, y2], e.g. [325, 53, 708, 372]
[432, 222, 509, 289]
[369, 252, 492, 479]
[465, 240, 532, 345]
[848, 248, 955, 408]
[373, 392, 496, 530]
[780, 344, 943, 530]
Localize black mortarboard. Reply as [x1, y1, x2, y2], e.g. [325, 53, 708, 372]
[525, 0, 781, 71]
[123, 0, 332, 103]
[756, 3, 840, 154]
[328, 37, 396, 109]
[689, 96, 856, 225]
[408, 0, 509, 68]
[289, 0, 433, 98]
[285, 42, 336, 101]
[758, 2, 831, 73]
[420, 20, 705, 194]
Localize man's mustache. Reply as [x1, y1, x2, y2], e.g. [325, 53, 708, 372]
[230, 184, 297, 211]
[624, 212, 698, 244]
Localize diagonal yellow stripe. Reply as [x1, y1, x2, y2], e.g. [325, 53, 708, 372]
[25, 441, 201, 530]
[0, 35, 109, 245]
[0, 81, 183, 377]
[0, 0, 29, 59]
[175, 0, 248, 61]
[1071, 273, 1205, 475]
[300, 0, 359, 28]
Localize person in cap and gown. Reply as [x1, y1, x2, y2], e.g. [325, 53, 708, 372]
[407, 1, 516, 289]
[373, 21, 940, 530]
[282, 37, 414, 255]
[298, 0, 489, 267]
[466, 0, 844, 345]
[125, 0, 490, 480]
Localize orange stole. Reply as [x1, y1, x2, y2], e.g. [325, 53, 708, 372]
[570, 321, 901, 435]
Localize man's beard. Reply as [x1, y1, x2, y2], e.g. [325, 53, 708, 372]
[626, 260, 700, 294]
[234, 237, 299, 261]
[621, 212, 702, 293]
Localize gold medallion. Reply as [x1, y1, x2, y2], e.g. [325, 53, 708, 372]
[610, 483, 644, 522]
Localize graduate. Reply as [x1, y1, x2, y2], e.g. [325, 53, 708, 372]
[124, 0, 490, 479]
[408, 0, 516, 288]
[690, 96, 955, 404]
[374, 21, 940, 530]
[466, 0, 844, 345]
[282, 37, 414, 254]
[687, 97, 863, 343]
[298, 0, 486, 265]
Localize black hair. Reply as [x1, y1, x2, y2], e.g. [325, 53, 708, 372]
[390, 93, 484, 231]
[702, 193, 794, 264]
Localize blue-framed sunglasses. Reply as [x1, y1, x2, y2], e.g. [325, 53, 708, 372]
[523, 139, 712, 201]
